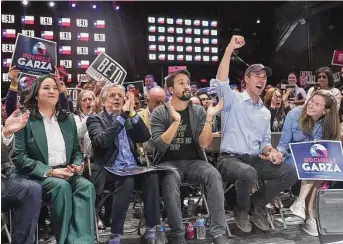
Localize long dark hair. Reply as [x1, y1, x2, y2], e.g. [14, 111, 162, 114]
[23, 75, 69, 121]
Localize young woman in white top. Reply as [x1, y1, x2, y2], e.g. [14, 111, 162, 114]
[305, 67, 341, 109]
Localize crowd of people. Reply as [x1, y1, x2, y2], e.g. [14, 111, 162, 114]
[1, 35, 343, 244]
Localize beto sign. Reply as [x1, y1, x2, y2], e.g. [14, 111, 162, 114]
[11, 34, 57, 75]
[86, 52, 127, 85]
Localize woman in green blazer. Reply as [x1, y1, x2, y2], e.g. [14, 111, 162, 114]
[11, 75, 96, 244]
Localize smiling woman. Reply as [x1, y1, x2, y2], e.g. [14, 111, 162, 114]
[11, 75, 96, 243]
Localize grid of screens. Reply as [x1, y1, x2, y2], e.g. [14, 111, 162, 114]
[147, 16, 219, 63]
[1, 14, 107, 82]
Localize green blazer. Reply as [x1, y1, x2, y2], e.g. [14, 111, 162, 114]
[11, 113, 83, 179]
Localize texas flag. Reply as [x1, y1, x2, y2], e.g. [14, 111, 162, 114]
[21, 16, 34, 24]
[149, 45, 156, 51]
[94, 20, 105, 28]
[176, 19, 183, 25]
[59, 46, 71, 55]
[67, 74, 72, 83]
[211, 39, 218, 45]
[185, 28, 192, 34]
[58, 18, 71, 27]
[2, 29, 16, 38]
[211, 21, 218, 27]
[157, 18, 165, 24]
[212, 56, 218, 62]
[41, 31, 54, 40]
[148, 26, 156, 33]
[177, 55, 184, 61]
[194, 55, 202, 61]
[2, 58, 11, 68]
[77, 33, 89, 41]
[194, 38, 201, 44]
[167, 27, 174, 33]
[158, 54, 165, 61]
[77, 60, 89, 69]
[94, 47, 106, 55]
[203, 29, 210, 35]
[167, 45, 175, 52]
[158, 36, 165, 42]
[186, 46, 192, 52]
[203, 47, 210, 53]
[193, 20, 200, 26]
[176, 37, 183, 43]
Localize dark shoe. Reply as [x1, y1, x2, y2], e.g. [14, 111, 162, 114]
[213, 234, 230, 244]
[250, 206, 270, 231]
[233, 206, 252, 233]
[141, 235, 156, 244]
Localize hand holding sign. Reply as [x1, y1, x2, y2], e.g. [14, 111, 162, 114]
[8, 65, 20, 87]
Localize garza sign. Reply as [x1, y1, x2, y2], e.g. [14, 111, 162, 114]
[290, 140, 343, 181]
[331, 50, 343, 66]
[11, 34, 57, 75]
[86, 52, 127, 85]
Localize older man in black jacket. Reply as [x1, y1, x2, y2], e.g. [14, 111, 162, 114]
[87, 84, 160, 244]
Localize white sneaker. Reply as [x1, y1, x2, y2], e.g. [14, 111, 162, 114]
[290, 199, 306, 220]
[302, 218, 319, 237]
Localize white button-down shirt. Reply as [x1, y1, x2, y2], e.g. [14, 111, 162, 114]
[40, 111, 67, 167]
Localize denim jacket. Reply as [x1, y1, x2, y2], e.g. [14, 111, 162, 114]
[277, 107, 323, 165]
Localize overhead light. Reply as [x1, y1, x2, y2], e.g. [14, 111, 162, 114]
[48, 1, 55, 7]
[92, 4, 97, 9]
[71, 3, 76, 7]
[115, 5, 120, 10]
[22, 0, 28, 5]
[299, 18, 306, 25]
[256, 18, 261, 24]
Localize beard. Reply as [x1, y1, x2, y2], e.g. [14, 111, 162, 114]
[176, 91, 191, 101]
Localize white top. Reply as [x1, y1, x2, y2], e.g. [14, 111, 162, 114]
[1, 130, 14, 146]
[305, 87, 341, 109]
[40, 111, 67, 167]
[294, 86, 307, 101]
[74, 114, 92, 157]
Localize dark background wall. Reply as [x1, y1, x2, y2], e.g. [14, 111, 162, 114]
[1, 1, 342, 98]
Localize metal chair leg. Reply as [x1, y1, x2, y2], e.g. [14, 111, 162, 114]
[277, 195, 287, 230]
[1, 213, 12, 243]
[94, 208, 100, 244]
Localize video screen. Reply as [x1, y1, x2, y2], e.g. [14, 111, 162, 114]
[147, 16, 219, 63]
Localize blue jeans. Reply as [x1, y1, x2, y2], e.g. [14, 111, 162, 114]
[160, 160, 226, 241]
[1, 177, 42, 244]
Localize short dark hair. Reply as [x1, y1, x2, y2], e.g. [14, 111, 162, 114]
[24, 75, 69, 121]
[315, 67, 334, 88]
[190, 82, 198, 87]
[165, 70, 191, 88]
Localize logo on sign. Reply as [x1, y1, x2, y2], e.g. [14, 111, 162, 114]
[310, 144, 328, 157]
[22, 30, 35, 37]
[60, 60, 72, 69]
[2, 44, 15, 53]
[60, 32, 71, 40]
[19, 75, 35, 90]
[77, 47, 88, 55]
[302, 144, 341, 173]
[76, 19, 88, 27]
[2, 14, 15, 23]
[32, 42, 47, 55]
[40, 17, 52, 25]
[94, 33, 105, 42]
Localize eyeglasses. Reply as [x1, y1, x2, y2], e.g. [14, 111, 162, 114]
[317, 75, 328, 79]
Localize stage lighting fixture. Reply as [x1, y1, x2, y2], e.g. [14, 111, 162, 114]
[92, 4, 97, 9]
[256, 18, 261, 24]
[115, 5, 120, 10]
[71, 3, 76, 7]
[22, 0, 28, 5]
[49, 1, 55, 7]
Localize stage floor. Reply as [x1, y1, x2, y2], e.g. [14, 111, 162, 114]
[34, 212, 320, 244]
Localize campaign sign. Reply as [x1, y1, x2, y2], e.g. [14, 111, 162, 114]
[11, 34, 57, 75]
[331, 50, 343, 66]
[123, 80, 144, 95]
[67, 88, 81, 109]
[86, 52, 127, 85]
[289, 140, 343, 181]
[18, 73, 38, 91]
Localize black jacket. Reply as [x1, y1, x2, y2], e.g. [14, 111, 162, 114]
[86, 112, 150, 194]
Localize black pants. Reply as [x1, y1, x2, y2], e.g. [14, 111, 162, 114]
[1, 177, 42, 244]
[217, 153, 297, 211]
[105, 172, 160, 234]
